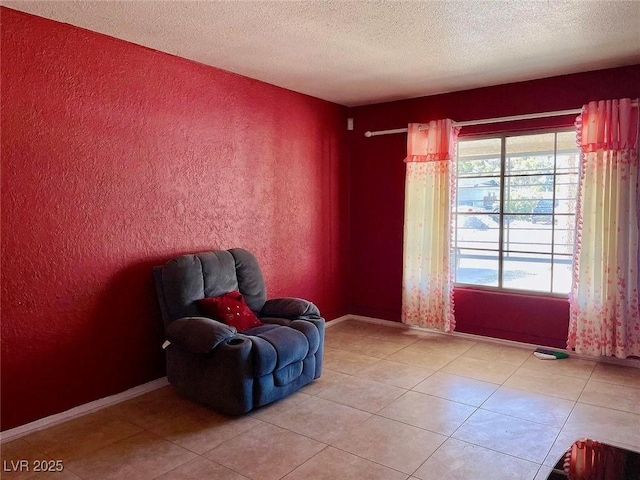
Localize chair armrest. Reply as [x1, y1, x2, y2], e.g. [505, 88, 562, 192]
[260, 297, 321, 319]
[165, 316, 237, 354]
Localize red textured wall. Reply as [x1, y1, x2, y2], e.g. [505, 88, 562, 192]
[348, 65, 640, 347]
[1, 8, 349, 430]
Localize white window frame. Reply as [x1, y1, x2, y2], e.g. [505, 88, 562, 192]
[452, 128, 579, 296]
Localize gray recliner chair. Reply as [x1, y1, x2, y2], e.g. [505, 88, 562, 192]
[153, 248, 324, 415]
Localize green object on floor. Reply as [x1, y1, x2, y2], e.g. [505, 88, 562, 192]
[534, 348, 570, 360]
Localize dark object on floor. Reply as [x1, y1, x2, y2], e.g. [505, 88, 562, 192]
[534, 347, 570, 360]
[153, 248, 324, 415]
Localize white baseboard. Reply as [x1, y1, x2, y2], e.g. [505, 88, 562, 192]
[1, 377, 169, 444]
[4, 317, 349, 443]
[4, 313, 638, 443]
[344, 314, 640, 368]
[0, 314, 354, 442]
[325, 314, 350, 327]
[3, 315, 347, 442]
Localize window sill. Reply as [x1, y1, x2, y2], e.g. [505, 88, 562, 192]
[453, 283, 569, 300]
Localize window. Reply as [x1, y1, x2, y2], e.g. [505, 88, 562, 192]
[453, 131, 579, 294]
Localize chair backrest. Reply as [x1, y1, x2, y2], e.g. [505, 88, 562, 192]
[153, 248, 266, 327]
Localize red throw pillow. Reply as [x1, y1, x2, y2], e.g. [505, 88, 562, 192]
[197, 291, 263, 332]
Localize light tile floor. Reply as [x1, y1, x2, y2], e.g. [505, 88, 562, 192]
[3, 319, 640, 480]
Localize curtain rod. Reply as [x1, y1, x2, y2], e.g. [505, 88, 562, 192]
[363, 101, 639, 137]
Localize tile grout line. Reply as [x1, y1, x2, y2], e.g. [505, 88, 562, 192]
[443, 355, 557, 469]
[8, 320, 640, 480]
[260, 337, 638, 477]
[326, 443, 415, 478]
[241, 398, 421, 479]
[18, 421, 145, 477]
[275, 443, 332, 480]
[516, 352, 607, 468]
[250, 387, 460, 479]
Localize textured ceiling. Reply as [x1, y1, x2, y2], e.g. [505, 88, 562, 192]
[3, 0, 640, 106]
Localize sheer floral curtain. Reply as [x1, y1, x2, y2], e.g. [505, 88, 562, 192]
[402, 120, 460, 332]
[568, 98, 640, 358]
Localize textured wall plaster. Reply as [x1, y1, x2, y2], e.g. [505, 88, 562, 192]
[1, 8, 349, 430]
[348, 65, 640, 347]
